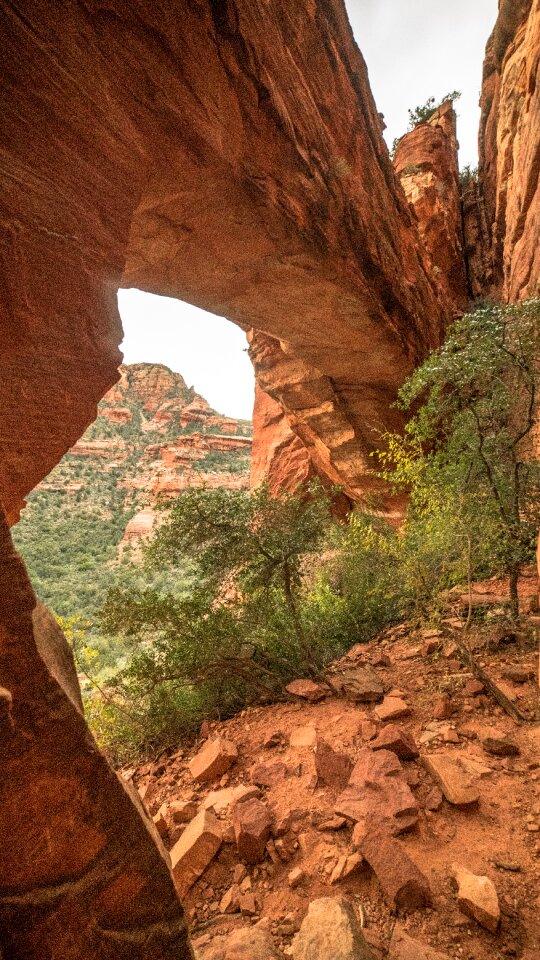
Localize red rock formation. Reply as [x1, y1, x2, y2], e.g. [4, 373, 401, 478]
[461, 178, 495, 299]
[250, 383, 313, 494]
[127, 363, 191, 415]
[1, 0, 449, 527]
[248, 330, 406, 512]
[151, 469, 248, 498]
[394, 101, 468, 312]
[0, 1, 538, 957]
[101, 406, 133, 425]
[27, 364, 252, 562]
[479, 0, 540, 300]
[70, 439, 127, 458]
[123, 507, 157, 541]
[0, 510, 191, 958]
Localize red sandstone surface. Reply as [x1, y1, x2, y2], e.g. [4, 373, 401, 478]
[0, 1, 538, 957]
[394, 102, 467, 312]
[479, 0, 540, 301]
[129, 599, 540, 959]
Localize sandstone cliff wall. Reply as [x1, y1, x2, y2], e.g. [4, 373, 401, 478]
[394, 102, 468, 312]
[479, 0, 540, 300]
[1, 0, 449, 527]
[0, 1, 539, 957]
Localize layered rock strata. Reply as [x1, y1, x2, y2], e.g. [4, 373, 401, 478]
[0, 1, 539, 958]
[478, 0, 540, 300]
[1, 0, 449, 525]
[394, 101, 468, 312]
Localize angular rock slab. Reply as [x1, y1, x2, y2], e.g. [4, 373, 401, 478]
[388, 927, 450, 959]
[189, 737, 238, 783]
[315, 737, 353, 790]
[451, 863, 500, 933]
[422, 752, 480, 806]
[482, 736, 520, 757]
[356, 830, 432, 913]
[371, 724, 419, 760]
[170, 809, 223, 898]
[290, 725, 318, 748]
[170, 799, 198, 823]
[232, 797, 272, 864]
[375, 697, 411, 722]
[202, 784, 260, 815]
[338, 666, 384, 703]
[336, 749, 418, 836]
[291, 897, 375, 959]
[286, 678, 328, 701]
[250, 761, 288, 787]
[196, 927, 279, 959]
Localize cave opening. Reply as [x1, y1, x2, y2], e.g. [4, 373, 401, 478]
[12, 288, 255, 676]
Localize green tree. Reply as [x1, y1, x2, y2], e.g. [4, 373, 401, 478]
[98, 483, 334, 752]
[407, 90, 460, 129]
[378, 300, 540, 619]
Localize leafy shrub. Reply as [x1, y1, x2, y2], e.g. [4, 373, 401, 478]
[92, 484, 339, 755]
[459, 164, 479, 188]
[391, 91, 461, 157]
[378, 299, 540, 618]
[407, 90, 461, 129]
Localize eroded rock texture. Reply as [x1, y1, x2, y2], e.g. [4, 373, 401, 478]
[1, 0, 448, 526]
[0, 3, 447, 954]
[0, 511, 193, 959]
[479, 0, 540, 300]
[394, 102, 468, 312]
[0, 0, 539, 957]
[250, 381, 314, 496]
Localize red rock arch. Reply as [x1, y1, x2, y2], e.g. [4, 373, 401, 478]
[0, 0, 537, 956]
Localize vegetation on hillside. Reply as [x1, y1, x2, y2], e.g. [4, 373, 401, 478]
[26, 303, 539, 762]
[12, 364, 252, 625]
[378, 300, 540, 619]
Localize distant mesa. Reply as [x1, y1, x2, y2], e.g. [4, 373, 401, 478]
[31, 362, 253, 551]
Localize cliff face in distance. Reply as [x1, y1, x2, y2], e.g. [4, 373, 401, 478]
[13, 362, 252, 619]
[83, 361, 252, 504]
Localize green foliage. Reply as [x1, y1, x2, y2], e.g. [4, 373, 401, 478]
[407, 90, 461, 129]
[12, 489, 131, 619]
[312, 514, 403, 640]
[459, 164, 479, 188]
[400, 164, 422, 176]
[391, 91, 461, 157]
[191, 449, 251, 473]
[95, 484, 338, 756]
[13, 367, 252, 627]
[378, 299, 540, 618]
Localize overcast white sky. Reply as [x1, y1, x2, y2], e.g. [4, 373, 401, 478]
[119, 0, 498, 420]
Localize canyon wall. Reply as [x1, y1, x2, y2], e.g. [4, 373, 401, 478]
[0, 4, 444, 955]
[0, 511, 193, 959]
[394, 101, 468, 312]
[1, 0, 450, 528]
[0, 1, 539, 958]
[478, 0, 540, 301]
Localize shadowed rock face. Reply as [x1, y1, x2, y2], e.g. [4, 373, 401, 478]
[0, 512, 193, 959]
[1, 0, 447, 526]
[479, 0, 540, 300]
[0, 1, 538, 957]
[250, 379, 314, 496]
[394, 102, 468, 312]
